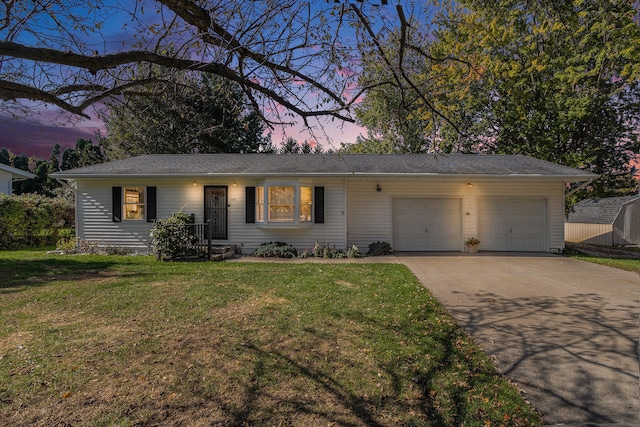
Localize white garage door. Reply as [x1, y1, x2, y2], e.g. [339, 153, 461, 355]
[393, 198, 461, 251]
[478, 198, 546, 251]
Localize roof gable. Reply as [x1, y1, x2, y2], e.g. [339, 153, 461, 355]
[0, 163, 35, 180]
[52, 153, 596, 182]
[567, 195, 640, 224]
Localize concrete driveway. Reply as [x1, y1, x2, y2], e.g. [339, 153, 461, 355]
[396, 253, 640, 425]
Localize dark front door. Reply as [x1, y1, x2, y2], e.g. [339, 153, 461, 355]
[204, 186, 228, 240]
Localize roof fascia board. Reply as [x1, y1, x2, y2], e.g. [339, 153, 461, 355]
[53, 173, 597, 182]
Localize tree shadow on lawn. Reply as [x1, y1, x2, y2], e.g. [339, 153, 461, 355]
[155, 316, 531, 426]
[181, 338, 452, 426]
[0, 257, 121, 293]
[446, 291, 640, 424]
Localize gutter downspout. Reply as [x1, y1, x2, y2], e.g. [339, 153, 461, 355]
[566, 178, 594, 197]
[55, 178, 74, 189]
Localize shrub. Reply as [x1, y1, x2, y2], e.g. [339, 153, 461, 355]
[56, 237, 77, 253]
[309, 242, 345, 259]
[77, 239, 103, 254]
[105, 246, 134, 255]
[346, 245, 361, 258]
[367, 241, 392, 256]
[149, 211, 195, 261]
[0, 193, 74, 248]
[254, 242, 298, 258]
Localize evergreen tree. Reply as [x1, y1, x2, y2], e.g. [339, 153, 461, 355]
[102, 73, 271, 158]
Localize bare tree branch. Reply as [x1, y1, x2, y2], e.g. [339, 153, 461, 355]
[0, 39, 355, 123]
[0, 80, 89, 118]
[0, 0, 465, 137]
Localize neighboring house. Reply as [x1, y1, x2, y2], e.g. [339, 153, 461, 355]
[565, 195, 640, 246]
[52, 153, 595, 254]
[0, 163, 35, 195]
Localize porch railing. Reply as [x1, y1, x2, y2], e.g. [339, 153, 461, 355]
[172, 220, 214, 259]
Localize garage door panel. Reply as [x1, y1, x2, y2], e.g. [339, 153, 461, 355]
[479, 198, 546, 252]
[393, 198, 461, 251]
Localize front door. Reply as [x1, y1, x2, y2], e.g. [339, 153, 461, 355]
[204, 186, 228, 240]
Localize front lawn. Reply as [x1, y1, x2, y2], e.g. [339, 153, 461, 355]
[0, 250, 542, 426]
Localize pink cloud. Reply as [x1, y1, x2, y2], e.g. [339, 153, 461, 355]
[0, 108, 105, 159]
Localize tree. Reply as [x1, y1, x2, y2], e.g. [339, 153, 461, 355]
[0, 0, 452, 131]
[49, 144, 61, 172]
[278, 137, 323, 154]
[15, 160, 57, 196]
[337, 134, 395, 154]
[11, 153, 29, 172]
[102, 73, 271, 157]
[356, 0, 640, 197]
[60, 139, 105, 170]
[1, 141, 105, 196]
[0, 148, 10, 165]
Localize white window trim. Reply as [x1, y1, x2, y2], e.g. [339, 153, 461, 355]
[255, 179, 313, 228]
[123, 186, 146, 221]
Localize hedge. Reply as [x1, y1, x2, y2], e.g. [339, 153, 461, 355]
[0, 193, 75, 248]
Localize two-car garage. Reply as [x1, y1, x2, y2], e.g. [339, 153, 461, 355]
[392, 197, 547, 252]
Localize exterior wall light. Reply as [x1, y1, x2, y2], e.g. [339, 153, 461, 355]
[376, 184, 382, 192]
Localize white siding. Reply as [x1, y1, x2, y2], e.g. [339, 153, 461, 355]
[564, 223, 613, 245]
[347, 178, 566, 253]
[0, 170, 11, 195]
[76, 176, 567, 254]
[228, 178, 346, 254]
[76, 181, 153, 249]
[76, 177, 346, 253]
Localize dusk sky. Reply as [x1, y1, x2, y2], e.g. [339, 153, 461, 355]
[0, 110, 105, 159]
[0, 107, 365, 160]
[0, 0, 371, 161]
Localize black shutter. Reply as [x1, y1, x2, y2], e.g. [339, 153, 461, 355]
[147, 186, 157, 222]
[314, 186, 324, 224]
[112, 186, 122, 222]
[245, 186, 256, 223]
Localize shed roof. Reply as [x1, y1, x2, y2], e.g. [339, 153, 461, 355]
[567, 195, 640, 224]
[0, 163, 35, 180]
[52, 153, 596, 182]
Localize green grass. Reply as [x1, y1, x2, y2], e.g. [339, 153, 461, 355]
[566, 255, 640, 273]
[564, 248, 640, 273]
[0, 250, 542, 426]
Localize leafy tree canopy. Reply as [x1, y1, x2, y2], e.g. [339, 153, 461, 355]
[356, 0, 640, 198]
[101, 73, 272, 158]
[2, 139, 105, 196]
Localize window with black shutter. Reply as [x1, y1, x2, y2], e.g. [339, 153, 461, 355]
[112, 186, 122, 222]
[314, 186, 324, 224]
[147, 187, 157, 222]
[245, 186, 256, 223]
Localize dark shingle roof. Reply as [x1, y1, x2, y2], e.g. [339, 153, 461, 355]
[52, 153, 596, 181]
[567, 195, 640, 224]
